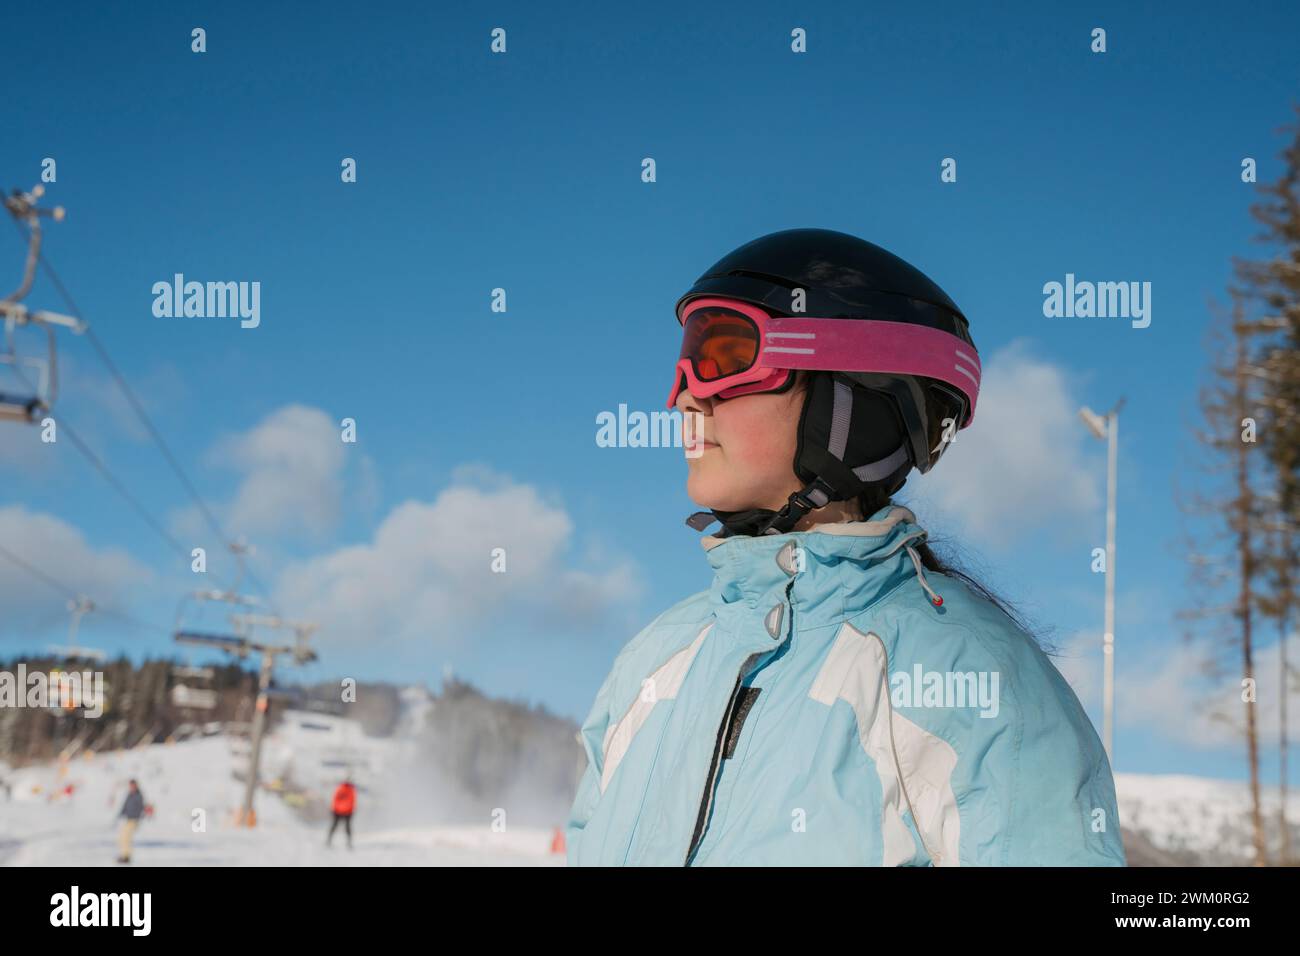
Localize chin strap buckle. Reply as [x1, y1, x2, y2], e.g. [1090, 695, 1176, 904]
[686, 477, 844, 537]
[754, 478, 840, 535]
[685, 511, 720, 532]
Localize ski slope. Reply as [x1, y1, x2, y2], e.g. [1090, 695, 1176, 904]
[0, 734, 563, 867]
[1115, 772, 1300, 865]
[4, 708, 1292, 867]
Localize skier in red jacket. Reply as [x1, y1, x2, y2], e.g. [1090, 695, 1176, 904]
[326, 778, 356, 850]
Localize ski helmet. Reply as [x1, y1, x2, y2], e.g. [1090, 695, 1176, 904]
[672, 227, 980, 536]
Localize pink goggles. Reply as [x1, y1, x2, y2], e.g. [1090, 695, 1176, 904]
[666, 297, 981, 424]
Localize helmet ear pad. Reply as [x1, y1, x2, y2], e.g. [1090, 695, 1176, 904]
[792, 371, 914, 501]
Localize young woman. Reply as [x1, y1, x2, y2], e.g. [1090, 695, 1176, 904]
[566, 228, 1125, 866]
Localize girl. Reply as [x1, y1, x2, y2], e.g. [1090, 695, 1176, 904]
[566, 228, 1126, 866]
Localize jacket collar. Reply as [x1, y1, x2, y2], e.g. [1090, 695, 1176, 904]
[701, 504, 932, 629]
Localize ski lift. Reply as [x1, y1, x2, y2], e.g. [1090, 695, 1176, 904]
[1, 185, 84, 423]
[172, 588, 262, 658]
[172, 621, 221, 712]
[0, 314, 58, 422]
[170, 661, 219, 712]
[45, 597, 107, 665]
[262, 683, 305, 705]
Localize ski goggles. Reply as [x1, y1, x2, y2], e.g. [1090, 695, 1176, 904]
[666, 297, 982, 424]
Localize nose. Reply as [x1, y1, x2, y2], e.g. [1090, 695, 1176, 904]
[675, 378, 712, 416]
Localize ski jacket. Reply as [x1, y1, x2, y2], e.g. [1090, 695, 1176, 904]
[332, 783, 356, 816]
[119, 790, 145, 821]
[566, 505, 1126, 866]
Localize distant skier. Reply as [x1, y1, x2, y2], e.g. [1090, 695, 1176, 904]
[116, 779, 146, 864]
[326, 778, 356, 849]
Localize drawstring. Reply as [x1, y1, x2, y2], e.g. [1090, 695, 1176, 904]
[905, 543, 944, 608]
[868, 526, 945, 609]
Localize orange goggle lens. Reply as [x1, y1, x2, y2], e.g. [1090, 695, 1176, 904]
[678, 308, 760, 381]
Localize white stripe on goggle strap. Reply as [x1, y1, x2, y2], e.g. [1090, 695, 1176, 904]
[763, 331, 817, 356]
[951, 362, 979, 389]
[954, 348, 980, 379]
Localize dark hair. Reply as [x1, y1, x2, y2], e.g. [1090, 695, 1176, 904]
[791, 372, 1056, 655]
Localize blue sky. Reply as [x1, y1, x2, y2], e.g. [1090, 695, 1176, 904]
[1, 0, 1298, 785]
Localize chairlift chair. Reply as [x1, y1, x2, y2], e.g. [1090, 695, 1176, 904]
[1, 185, 81, 424]
[0, 311, 56, 422]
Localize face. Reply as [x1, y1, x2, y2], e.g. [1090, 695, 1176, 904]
[675, 371, 806, 512]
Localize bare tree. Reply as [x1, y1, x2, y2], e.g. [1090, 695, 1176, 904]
[1179, 290, 1269, 866]
[1233, 103, 1300, 865]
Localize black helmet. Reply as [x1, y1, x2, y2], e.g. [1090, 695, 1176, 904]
[674, 228, 979, 536]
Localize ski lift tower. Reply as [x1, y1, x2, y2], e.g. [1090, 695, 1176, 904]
[44, 597, 107, 757]
[1, 185, 85, 423]
[46, 596, 108, 665]
[176, 612, 318, 827]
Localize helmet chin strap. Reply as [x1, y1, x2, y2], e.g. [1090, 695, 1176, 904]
[686, 477, 838, 537]
[683, 371, 916, 538]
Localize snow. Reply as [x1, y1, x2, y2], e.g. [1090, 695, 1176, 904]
[1116, 772, 1300, 862]
[0, 732, 564, 868]
[5, 703, 1289, 867]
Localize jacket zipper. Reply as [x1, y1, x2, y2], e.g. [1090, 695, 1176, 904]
[684, 665, 750, 866]
[685, 582, 795, 866]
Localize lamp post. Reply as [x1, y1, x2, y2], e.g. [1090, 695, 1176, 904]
[1078, 398, 1125, 766]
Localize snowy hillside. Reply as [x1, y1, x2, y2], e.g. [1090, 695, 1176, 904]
[0, 727, 564, 867]
[1116, 773, 1300, 866]
[4, 690, 1294, 867]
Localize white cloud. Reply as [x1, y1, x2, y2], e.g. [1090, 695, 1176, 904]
[1040, 620, 1300, 773]
[1107, 632, 1300, 749]
[0, 507, 154, 639]
[206, 404, 347, 540]
[274, 468, 644, 650]
[904, 339, 1102, 549]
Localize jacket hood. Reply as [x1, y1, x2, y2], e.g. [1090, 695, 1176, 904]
[701, 504, 940, 630]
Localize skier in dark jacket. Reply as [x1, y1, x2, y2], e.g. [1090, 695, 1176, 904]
[117, 779, 146, 863]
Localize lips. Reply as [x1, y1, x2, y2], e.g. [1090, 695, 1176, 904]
[682, 427, 717, 449]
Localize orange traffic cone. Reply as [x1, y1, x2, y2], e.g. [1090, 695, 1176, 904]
[550, 826, 566, 854]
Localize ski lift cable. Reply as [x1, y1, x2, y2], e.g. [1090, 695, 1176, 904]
[16, 221, 283, 618]
[3, 214, 251, 606]
[3, 356, 215, 578]
[0, 539, 170, 637]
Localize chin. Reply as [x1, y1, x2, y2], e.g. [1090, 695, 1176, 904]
[686, 473, 757, 513]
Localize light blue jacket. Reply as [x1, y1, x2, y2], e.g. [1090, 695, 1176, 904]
[566, 505, 1126, 866]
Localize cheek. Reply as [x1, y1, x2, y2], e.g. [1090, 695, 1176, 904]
[716, 397, 801, 470]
